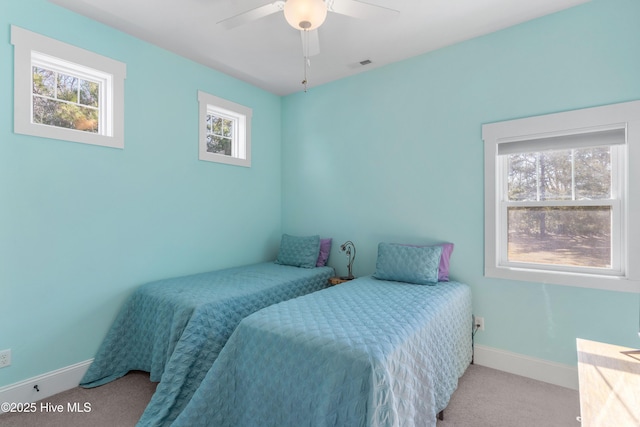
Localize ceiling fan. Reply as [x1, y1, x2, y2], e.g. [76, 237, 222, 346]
[217, 0, 398, 58]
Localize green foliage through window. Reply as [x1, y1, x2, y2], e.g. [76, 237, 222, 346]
[205, 114, 234, 156]
[32, 66, 99, 133]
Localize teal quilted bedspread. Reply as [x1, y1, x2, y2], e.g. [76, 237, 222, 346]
[79, 262, 334, 427]
[173, 276, 472, 427]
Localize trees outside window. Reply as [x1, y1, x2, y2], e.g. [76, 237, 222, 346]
[32, 66, 100, 133]
[505, 146, 613, 268]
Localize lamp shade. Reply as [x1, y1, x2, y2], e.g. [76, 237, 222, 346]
[284, 0, 328, 30]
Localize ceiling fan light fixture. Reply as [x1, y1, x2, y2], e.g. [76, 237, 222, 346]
[284, 0, 327, 30]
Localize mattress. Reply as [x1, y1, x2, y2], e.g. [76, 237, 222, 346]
[80, 262, 334, 427]
[173, 275, 473, 427]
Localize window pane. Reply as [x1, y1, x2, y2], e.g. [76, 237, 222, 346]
[508, 147, 611, 202]
[574, 147, 611, 199]
[507, 153, 537, 201]
[538, 151, 572, 200]
[223, 119, 233, 137]
[32, 67, 55, 97]
[32, 96, 59, 126]
[32, 96, 98, 133]
[74, 106, 99, 132]
[207, 135, 232, 155]
[507, 206, 611, 268]
[79, 79, 99, 107]
[212, 116, 222, 135]
[56, 73, 78, 102]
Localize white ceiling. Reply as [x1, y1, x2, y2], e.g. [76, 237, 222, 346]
[48, 0, 589, 96]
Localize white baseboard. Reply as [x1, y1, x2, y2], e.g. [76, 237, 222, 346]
[0, 359, 93, 412]
[474, 344, 578, 390]
[0, 346, 577, 413]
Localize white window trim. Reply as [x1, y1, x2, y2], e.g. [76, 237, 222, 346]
[198, 91, 252, 167]
[11, 25, 126, 149]
[483, 100, 640, 293]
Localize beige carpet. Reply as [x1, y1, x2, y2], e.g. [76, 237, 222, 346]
[0, 371, 156, 427]
[437, 365, 580, 427]
[0, 365, 579, 426]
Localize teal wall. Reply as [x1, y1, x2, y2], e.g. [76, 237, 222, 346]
[2, 0, 639, 389]
[282, 0, 640, 366]
[0, 1, 282, 386]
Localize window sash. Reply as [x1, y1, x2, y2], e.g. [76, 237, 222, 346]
[206, 111, 241, 158]
[505, 148, 613, 202]
[498, 199, 622, 275]
[32, 52, 111, 137]
[32, 66, 101, 133]
[499, 146, 624, 202]
[497, 145, 624, 276]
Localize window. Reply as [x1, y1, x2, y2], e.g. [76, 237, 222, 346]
[32, 56, 101, 133]
[198, 91, 251, 167]
[483, 101, 640, 292]
[11, 25, 126, 149]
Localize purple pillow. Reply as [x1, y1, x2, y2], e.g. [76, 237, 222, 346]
[316, 238, 332, 267]
[437, 243, 454, 281]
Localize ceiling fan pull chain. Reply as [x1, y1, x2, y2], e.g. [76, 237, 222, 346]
[302, 29, 309, 92]
[302, 56, 308, 92]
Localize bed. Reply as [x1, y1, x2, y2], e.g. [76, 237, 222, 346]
[173, 242, 472, 427]
[80, 235, 334, 427]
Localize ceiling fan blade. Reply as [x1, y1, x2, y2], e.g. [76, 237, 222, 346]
[217, 1, 285, 30]
[328, 0, 399, 19]
[300, 29, 320, 58]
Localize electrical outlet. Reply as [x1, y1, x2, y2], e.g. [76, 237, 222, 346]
[0, 349, 11, 368]
[475, 316, 485, 331]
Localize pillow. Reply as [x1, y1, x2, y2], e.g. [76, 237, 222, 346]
[316, 238, 332, 267]
[275, 234, 321, 268]
[436, 243, 454, 281]
[373, 242, 443, 285]
[398, 242, 454, 281]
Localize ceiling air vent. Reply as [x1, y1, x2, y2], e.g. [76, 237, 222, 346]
[359, 59, 372, 66]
